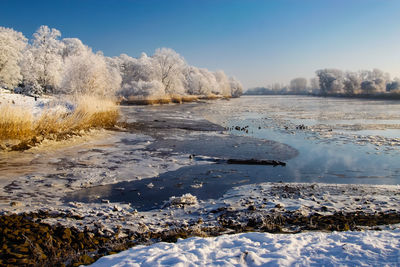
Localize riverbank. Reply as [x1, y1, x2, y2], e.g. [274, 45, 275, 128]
[0, 97, 399, 266]
[1, 182, 400, 266]
[0, 90, 119, 152]
[120, 93, 231, 105]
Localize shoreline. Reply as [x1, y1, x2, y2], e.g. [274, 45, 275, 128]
[0, 99, 400, 266]
[2, 182, 400, 266]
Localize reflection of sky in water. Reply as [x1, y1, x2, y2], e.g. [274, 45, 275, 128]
[68, 97, 400, 208]
[219, 96, 400, 184]
[228, 118, 399, 183]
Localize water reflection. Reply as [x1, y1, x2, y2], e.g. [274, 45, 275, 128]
[66, 96, 400, 209]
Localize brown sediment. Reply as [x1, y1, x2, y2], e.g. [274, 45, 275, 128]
[0, 213, 115, 267]
[1, 210, 399, 266]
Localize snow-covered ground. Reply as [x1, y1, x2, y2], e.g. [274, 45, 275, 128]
[91, 229, 400, 266]
[0, 88, 50, 116]
[0, 88, 78, 121]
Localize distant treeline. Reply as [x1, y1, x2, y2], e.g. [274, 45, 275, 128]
[245, 68, 400, 98]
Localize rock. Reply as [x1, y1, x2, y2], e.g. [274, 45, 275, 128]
[113, 205, 122, 212]
[248, 205, 256, 211]
[10, 201, 22, 207]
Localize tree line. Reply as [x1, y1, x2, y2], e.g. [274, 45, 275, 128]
[246, 69, 399, 96]
[0, 25, 243, 99]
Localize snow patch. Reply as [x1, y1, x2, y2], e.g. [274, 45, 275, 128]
[91, 229, 400, 266]
[164, 193, 198, 208]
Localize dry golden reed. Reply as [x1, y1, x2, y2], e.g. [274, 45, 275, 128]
[0, 95, 119, 146]
[0, 105, 34, 140]
[125, 94, 200, 105]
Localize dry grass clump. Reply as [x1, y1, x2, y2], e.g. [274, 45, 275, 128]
[0, 105, 34, 140]
[199, 94, 223, 100]
[35, 96, 119, 136]
[181, 95, 199, 102]
[0, 95, 119, 150]
[122, 93, 230, 106]
[171, 95, 183, 104]
[125, 96, 172, 105]
[124, 94, 200, 105]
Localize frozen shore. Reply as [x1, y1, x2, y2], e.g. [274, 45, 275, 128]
[0, 95, 400, 266]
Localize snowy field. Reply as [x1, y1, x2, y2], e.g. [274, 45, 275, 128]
[91, 229, 400, 266]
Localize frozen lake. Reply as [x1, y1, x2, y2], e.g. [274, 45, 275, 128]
[1, 95, 400, 212]
[66, 95, 400, 210]
[197, 95, 400, 184]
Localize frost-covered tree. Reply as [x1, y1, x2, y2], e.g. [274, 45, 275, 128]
[386, 78, 400, 92]
[116, 47, 242, 99]
[343, 71, 361, 95]
[20, 25, 64, 94]
[289, 77, 307, 93]
[184, 67, 226, 96]
[62, 38, 89, 58]
[61, 50, 121, 97]
[116, 53, 163, 98]
[153, 48, 186, 95]
[229, 77, 243, 97]
[119, 53, 157, 85]
[316, 69, 344, 94]
[0, 27, 27, 89]
[359, 69, 389, 94]
[214, 70, 231, 96]
[184, 67, 237, 96]
[119, 80, 164, 98]
[184, 66, 208, 95]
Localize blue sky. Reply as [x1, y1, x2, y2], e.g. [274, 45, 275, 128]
[1, 0, 400, 88]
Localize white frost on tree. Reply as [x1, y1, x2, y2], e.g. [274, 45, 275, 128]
[115, 47, 243, 99]
[229, 77, 243, 97]
[315, 69, 344, 95]
[116, 53, 164, 98]
[20, 25, 64, 94]
[1, 25, 243, 99]
[61, 50, 121, 97]
[386, 78, 400, 93]
[153, 48, 186, 95]
[62, 38, 89, 59]
[359, 69, 390, 94]
[0, 27, 27, 89]
[119, 80, 165, 98]
[343, 71, 361, 95]
[214, 71, 231, 96]
[184, 67, 219, 95]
